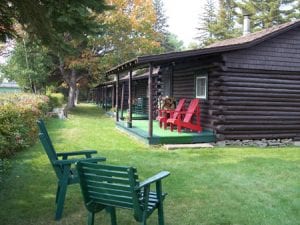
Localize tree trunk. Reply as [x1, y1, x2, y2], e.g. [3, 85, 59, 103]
[67, 69, 77, 109]
[75, 88, 79, 105]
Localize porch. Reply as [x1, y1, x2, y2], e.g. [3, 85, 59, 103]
[116, 119, 216, 145]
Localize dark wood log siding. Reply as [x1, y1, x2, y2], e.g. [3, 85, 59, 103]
[133, 79, 147, 98]
[217, 28, 300, 140]
[159, 57, 223, 131]
[213, 69, 300, 140]
[224, 27, 300, 71]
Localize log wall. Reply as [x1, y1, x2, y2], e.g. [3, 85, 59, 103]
[214, 69, 300, 140]
[216, 27, 300, 140]
[224, 27, 300, 71]
[159, 57, 223, 131]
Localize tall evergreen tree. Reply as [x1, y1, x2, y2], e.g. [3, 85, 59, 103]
[153, 0, 174, 52]
[197, 0, 240, 46]
[236, 0, 298, 31]
[152, 0, 184, 52]
[210, 0, 240, 41]
[196, 0, 217, 47]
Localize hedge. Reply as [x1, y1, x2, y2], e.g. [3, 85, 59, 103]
[47, 92, 65, 109]
[0, 93, 49, 158]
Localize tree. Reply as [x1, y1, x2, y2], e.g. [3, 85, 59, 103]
[92, 0, 162, 78]
[236, 0, 298, 31]
[0, 39, 54, 93]
[0, 0, 112, 53]
[197, 0, 240, 46]
[0, 0, 112, 108]
[196, 0, 217, 47]
[211, 0, 240, 41]
[165, 33, 184, 52]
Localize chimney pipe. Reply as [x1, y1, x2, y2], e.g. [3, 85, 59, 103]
[243, 14, 251, 36]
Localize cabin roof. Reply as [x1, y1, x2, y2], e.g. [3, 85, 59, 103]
[96, 67, 160, 87]
[106, 19, 300, 75]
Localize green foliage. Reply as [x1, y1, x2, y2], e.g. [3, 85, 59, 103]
[47, 93, 65, 109]
[0, 159, 11, 184]
[197, 0, 217, 47]
[1, 0, 112, 54]
[164, 33, 184, 52]
[0, 93, 49, 158]
[197, 0, 299, 46]
[91, 0, 163, 81]
[0, 39, 54, 93]
[211, 0, 240, 42]
[236, 0, 298, 31]
[0, 1, 16, 41]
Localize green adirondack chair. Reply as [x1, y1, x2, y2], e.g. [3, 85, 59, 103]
[37, 120, 106, 220]
[76, 161, 170, 225]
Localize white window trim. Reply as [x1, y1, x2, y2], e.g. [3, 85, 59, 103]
[195, 75, 208, 99]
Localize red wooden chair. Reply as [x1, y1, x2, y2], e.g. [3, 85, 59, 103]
[156, 98, 186, 129]
[167, 98, 202, 133]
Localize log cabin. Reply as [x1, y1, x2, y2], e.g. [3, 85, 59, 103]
[95, 19, 300, 144]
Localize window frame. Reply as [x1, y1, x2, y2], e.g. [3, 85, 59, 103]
[195, 74, 208, 100]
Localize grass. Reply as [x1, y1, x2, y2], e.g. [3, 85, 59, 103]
[0, 103, 299, 225]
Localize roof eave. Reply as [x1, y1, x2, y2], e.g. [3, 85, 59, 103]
[105, 20, 300, 75]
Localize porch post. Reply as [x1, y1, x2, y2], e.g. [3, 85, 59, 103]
[101, 86, 104, 108]
[170, 63, 174, 97]
[148, 63, 153, 138]
[111, 86, 114, 110]
[116, 74, 119, 122]
[120, 83, 125, 120]
[128, 69, 133, 128]
[104, 85, 108, 112]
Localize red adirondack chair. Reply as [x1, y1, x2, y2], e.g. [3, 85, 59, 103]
[156, 98, 186, 129]
[167, 98, 202, 133]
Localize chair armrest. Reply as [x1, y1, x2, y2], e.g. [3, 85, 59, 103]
[53, 156, 106, 166]
[136, 171, 170, 190]
[56, 150, 97, 158]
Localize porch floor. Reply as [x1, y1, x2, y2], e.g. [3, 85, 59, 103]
[116, 120, 216, 145]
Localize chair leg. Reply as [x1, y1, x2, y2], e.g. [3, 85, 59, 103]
[55, 185, 60, 203]
[109, 207, 117, 225]
[88, 212, 95, 225]
[157, 203, 165, 225]
[55, 182, 68, 220]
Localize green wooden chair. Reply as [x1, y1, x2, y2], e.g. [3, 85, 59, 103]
[37, 120, 106, 220]
[76, 161, 170, 225]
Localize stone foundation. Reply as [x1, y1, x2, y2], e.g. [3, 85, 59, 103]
[217, 138, 294, 147]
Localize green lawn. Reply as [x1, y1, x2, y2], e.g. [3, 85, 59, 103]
[1, 104, 299, 225]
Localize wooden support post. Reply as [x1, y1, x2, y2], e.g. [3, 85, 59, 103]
[101, 87, 104, 108]
[112, 85, 115, 109]
[120, 83, 125, 120]
[104, 85, 107, 112]
[148, 64, 153, 138]
[128, 69, 133, 128]
[170, 63, 174, 97]
[116, 74, 119, 122]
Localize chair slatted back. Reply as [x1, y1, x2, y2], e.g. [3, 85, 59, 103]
[39, 133, 63, 179]
[77, 162, 142, 215]
[172, 98, 186, 119]
[183, 98, 200, 123]
[37, 120, 58, 161]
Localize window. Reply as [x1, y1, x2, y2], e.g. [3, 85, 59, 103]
[195, 75, 208, 99]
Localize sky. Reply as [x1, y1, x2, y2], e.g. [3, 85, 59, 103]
[163, 0, 212, 46]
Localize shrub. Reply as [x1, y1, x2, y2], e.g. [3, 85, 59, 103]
[47, 93, 65, 109]
[0, 93, 49, 158]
